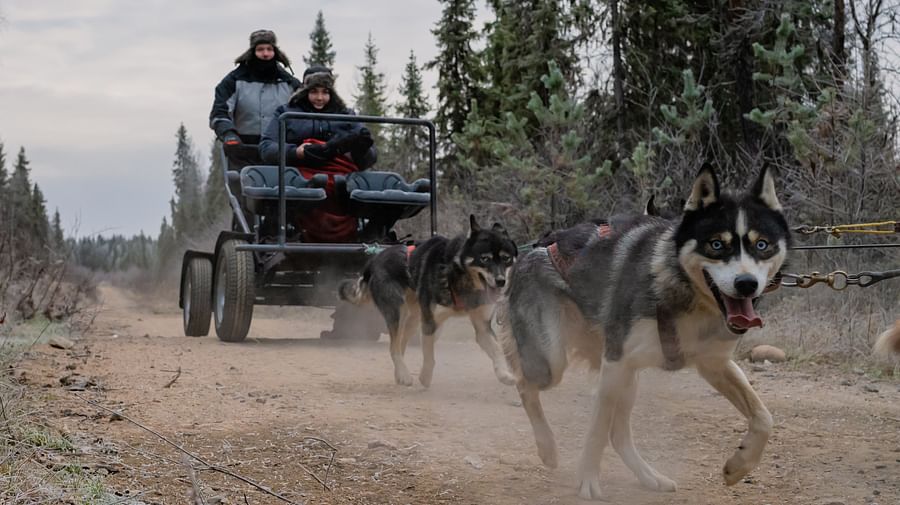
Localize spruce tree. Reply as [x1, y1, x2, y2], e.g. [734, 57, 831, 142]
[8, 147, 34, 240]
[426, 0, 481, 143]
[304, 10, 336, 68]
[0, 140, 7, 191]
[390, 51, 431, 178]
[31, 184, 50, 249]
[354, 33, 389, 142]
[171, 124, 203, 240]
[51, 208, 65, 250]
[203, 141, 230, 227]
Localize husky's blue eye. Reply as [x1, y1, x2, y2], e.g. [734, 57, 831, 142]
[755, 239, 769, 251]
[709, 240, 724, 251]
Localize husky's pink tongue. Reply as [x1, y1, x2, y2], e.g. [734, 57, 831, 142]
[722, 295, 763, 329]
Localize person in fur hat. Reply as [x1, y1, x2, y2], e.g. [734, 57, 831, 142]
[259, 65, 376, 169]
[209, 30, 300, 150]
[260, 66, 384, 341]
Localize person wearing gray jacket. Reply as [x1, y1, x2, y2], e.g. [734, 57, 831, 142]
[209, 30, 300, 152]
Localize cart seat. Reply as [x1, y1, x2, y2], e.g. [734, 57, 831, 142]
[240, 165, 327, 214]
[341, 171, 430, 221]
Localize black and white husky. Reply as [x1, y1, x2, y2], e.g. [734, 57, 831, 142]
[340, 215, 518, 387]
[497, 164, 790, 499]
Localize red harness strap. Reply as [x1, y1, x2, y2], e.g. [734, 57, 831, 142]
[547, 223, 611, 280]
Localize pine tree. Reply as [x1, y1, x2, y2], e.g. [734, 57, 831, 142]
[304, 10, 336, 68]
[203, 141, 230, 227]
[481, 0, 577, 122]
[354, 33, 389, 142]
[31, 184, 50, 250]
[8, 147, 34, 243]
[51, 208, 65, 250]
[0, 140, 7, 225]
[389, 51, 431, 178]
[171, 124, 203, 241]
[0, 140, 7, 191]
[426, 0, 482, 144]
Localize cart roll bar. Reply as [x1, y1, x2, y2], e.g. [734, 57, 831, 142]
[274, 112, 438, 246]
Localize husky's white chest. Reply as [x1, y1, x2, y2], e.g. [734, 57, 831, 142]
[620, 312, 738, 370]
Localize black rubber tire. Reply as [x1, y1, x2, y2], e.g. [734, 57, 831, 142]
[213, 239, 255, 342]
[183, 257, 213, 336]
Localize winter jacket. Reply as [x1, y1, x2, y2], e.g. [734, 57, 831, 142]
[259, 103, 378, 169]
[209, 64, 300, 144]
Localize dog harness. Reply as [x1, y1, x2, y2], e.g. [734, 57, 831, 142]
[406, 245, 466, 310]
[545, 222, 686, 371]
[546, 223, 611, 280]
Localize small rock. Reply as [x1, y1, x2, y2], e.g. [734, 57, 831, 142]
[508, 400, 522, 408]
[864, 384, 880, 393]
[109, 412, 124, 422]
[464, 455, 484, 469]
[368, 440, 397, 451]
[750, 345, 786, 363]
[873, 490, 880, 495]
[818, 500, 846, 505]
[337, 457, 357, 464]
[96, 467, 109, 476]
[840, 379, 853, 386]
[255, 398, 266, 404]
[853, 368, 866, 376]
[751, 365, 767, 372]
[875, 464, 887, 469]
[48, 336, 75, 350]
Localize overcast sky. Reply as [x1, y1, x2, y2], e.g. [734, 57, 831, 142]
[0, 1, 489, 238]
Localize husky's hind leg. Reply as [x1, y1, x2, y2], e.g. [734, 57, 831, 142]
[609, 370, 677, 492]
[517, 382, 559, 468]
[577, 359, 632, 500]
[697, 359, 773, 486]
[468, 305, 516, 386]
[374, 291, 414, 386]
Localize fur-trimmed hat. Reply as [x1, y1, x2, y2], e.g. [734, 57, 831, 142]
[235, 29, 291, 68]
[289, 66, 346, 110]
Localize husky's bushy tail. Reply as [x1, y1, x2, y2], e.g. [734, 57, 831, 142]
[873, 319, 900, 360]
[339, 271, 371, 305]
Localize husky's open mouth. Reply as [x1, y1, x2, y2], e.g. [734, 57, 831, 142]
[703, 270, 763, 334]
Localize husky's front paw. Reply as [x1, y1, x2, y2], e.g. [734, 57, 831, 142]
[577, 476, 603, 500]
[419, 366, 434, 388]
[638, 470, 677, 492]
[494, 366, 516, 386]
[723, 448, 756, 485]
[537, 445, 558, 469]
[394, 367, 414, 387]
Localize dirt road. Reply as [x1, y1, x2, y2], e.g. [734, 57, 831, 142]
[20, 285, 900, 504]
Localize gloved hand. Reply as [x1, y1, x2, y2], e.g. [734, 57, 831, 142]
[302, 144, 335, 167]
[222, 131, 242, 146]
[354, 128, 374, 151]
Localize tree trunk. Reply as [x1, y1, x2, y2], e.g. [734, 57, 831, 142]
[611, 0, 625, 159]
[832, 0, 846, 89]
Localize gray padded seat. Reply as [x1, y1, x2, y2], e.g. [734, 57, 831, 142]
[345, 172, 430, 205]
[240, 165, 326, 203]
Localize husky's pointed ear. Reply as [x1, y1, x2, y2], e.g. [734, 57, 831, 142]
[752, 163, 782, 211]
[644, 195, 658, 216]
[469, 214, 481, 236]
[684, 162, 720, 212]
[491, 222, 510, 237]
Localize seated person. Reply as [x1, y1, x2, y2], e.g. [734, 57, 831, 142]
[260, 66, 384, 341]
[259, 65, 376, 243]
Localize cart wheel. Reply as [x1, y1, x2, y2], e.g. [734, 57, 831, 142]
[182, 257, 213, 336]
[214, 239, 255, 342]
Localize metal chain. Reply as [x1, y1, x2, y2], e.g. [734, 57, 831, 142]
[773, 268, 900, 291]
[793, 220, 899, 237]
